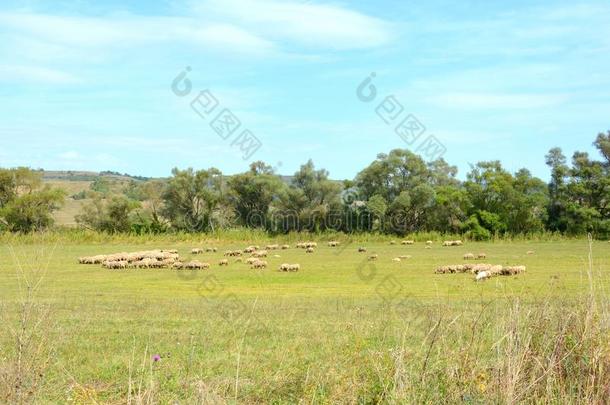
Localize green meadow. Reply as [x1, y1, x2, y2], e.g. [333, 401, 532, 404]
[1, 236, 609, 403]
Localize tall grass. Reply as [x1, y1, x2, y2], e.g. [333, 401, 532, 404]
[0, 227, 585, 246]
[0, 244, 58, 404]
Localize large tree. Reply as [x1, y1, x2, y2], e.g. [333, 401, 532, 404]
[0, 168, 65, 232]
[161, 167, 225, 232]
[227, 161, 284, 228]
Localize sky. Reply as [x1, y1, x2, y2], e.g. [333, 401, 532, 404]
[0, 0, 609, 180]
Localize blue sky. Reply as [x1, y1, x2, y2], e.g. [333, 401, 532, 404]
[1, 0, 609, 180]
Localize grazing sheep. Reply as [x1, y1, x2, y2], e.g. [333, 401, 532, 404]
[135, 258, 156, 269]
[358, 247, 367, 253]
[392, 258, 401, 262]
[246, 257, 259, 265]
[80, 249, 187, 270]
[477, 253, 487, 260]
[443, 240, 464, 247]
[328, 241, 340, 247]
[88, 255, 108, 264]
[191, 248, 204, 255]
[475, 271, 491, 282]
[425, 246, 432, 249]
[306, 247, 315, 253]
[160, 258, 177, 267]
[252, 250, 268, 258]
[251, 260, 268, 269]
[184, 261, 209, 270]
[439, 264, 467, 273]
[279, 263, 300, 272]
[489, 265, 503, 276]
[399, 255, 412, 260]
[526, 251, 534, 255]
[244, 246, 257, 253]
[103, 260, 127, 269]
[172, 262, 184, 269]
[266, 244, 279, 250]
[464, 253, 475, 260]
[401, 240, 415, 245]
[502, 265, 526, 276]
[426, 240, 433, 245]
[389, 240, 397, 245]
[225, 250, 243, 257]
[368, 254, 379, 261]
[436, 263, 525, 278]
[472, 263, 492, 274]
[219, 259, 229, 266]
[281, 244, 290, 250]
[298, 242, 317, 249]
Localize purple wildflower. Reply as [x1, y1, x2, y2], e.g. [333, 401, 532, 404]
[152, 354, 161, 362]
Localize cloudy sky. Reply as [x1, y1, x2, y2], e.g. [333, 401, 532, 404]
[1, 0, 609, 179]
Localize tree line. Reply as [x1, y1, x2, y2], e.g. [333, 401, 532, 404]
[1, 132, 608, 238]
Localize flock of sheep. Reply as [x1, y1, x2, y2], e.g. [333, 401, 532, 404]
[77, 239, 530, 282]
[436, 263, 527, 281]
[77, 243, 309, 272]
[78, 250, 182, 269]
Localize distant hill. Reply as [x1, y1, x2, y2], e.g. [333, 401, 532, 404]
[41, 170, 155, 182]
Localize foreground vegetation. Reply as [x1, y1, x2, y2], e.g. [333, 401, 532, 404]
[1, 235, 609, 403]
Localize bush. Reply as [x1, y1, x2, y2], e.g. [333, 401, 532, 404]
[463, 216, 491, 241]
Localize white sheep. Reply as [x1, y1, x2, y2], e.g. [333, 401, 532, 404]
[251, 260, 268, 269]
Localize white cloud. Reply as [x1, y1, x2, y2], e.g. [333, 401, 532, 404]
[0, 12, 277, 55]
[0, 64, 81, 84]
[194, 0, 394, 50]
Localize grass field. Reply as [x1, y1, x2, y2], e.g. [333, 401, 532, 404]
[1, 236, 609, 403]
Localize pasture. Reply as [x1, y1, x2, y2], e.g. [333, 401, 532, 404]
[1, 237, 609, 403]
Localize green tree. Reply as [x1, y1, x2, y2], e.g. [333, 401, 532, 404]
[161, 167, 224, 232]
[76, 195, 140, 233]
[0, 168, 65, 232]
[356, 149, 429, 201]
[288, 160, 341, 232]
[227, 162, 284, 229]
